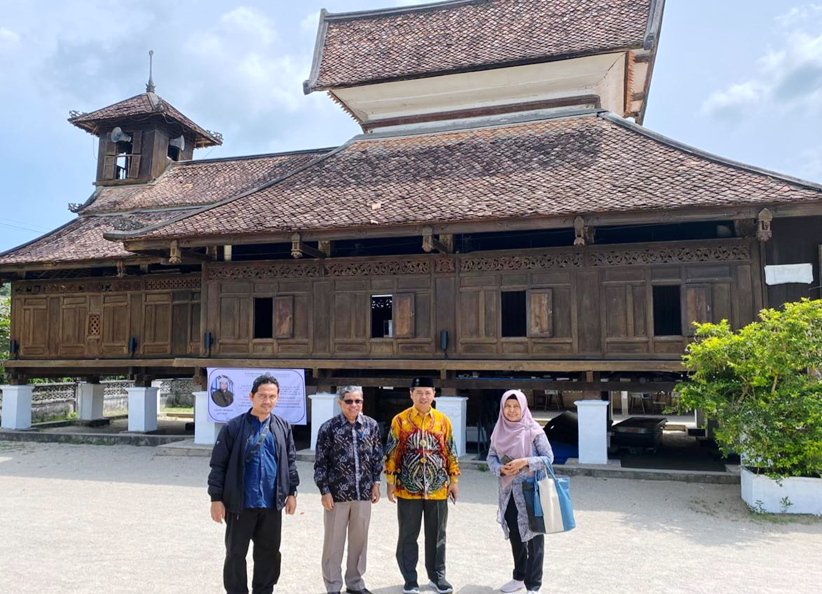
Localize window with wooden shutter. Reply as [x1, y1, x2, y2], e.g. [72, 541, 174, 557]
[393, 293, 415, 338]
[275, 295, 294, 339]
[528, 289, 553, 337]
[127, 130, 142, 178]
[653, 285, 682, 336]
[101, 139, 118, 181]
[683, 284, 711, 335]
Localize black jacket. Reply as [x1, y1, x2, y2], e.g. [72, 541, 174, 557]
[208, 410, 300, 513]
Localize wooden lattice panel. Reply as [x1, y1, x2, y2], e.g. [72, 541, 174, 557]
[87, 314, 101, 337]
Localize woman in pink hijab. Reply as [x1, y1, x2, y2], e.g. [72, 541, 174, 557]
[487, 390, 554, 594]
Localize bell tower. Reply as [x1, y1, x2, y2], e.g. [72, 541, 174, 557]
[68, 51, 222, 185]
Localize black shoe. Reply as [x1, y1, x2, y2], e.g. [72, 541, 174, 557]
[402, 583, 420, 594]
[346, 589, 372, 594]
[428, 579, 454, 594]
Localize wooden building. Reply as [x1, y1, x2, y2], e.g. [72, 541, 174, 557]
[1, 0, 821, 434]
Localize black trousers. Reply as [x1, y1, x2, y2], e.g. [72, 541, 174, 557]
[396, 498, 448, 585]
[504, 497, 544, 591]
[224, 508, 282, 594]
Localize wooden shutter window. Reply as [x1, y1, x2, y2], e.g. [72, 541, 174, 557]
[127, 131, 142, 178]
[393, 293, 415, 338]
[528, 289, 553, 337]
[683, 285, 711, 335]
[275, 296, 294, 339]
[102, 139, 118, 181]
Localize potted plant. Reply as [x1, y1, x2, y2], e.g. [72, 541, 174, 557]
[677, 298, 822, 515]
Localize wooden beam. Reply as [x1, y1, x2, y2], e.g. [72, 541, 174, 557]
[173, 358, 685, 373]
[422, 227, 452, 254]
[0, 255, 160, 275]
[291, 233, 327, 259]
[308, 377, 678, 392]
[361, 94, 602, 132]
[119, 202, 822, 253]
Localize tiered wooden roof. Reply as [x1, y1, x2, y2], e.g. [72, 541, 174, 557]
[305, 0, 662, 92]
[0, 149, 331, 266]
[110, 110, 822, 244]
[69, 92, 222, 148]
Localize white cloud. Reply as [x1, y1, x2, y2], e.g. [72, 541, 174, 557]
[777, 4, 822, 27]
[702, 6, 822, 120]
[220, 6, 277, 46]
[301, 11, 321, 34]
[701, 82, 767, 117]
[800, 145, 822, 182]
[0, 27, 21, 49]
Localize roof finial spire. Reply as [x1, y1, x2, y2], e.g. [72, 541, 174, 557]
[146, 50, 156, 93]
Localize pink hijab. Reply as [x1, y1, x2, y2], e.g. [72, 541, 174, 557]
[490, 390, 544, 487]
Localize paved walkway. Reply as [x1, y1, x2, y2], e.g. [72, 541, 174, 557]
[0, 442, 820, 594]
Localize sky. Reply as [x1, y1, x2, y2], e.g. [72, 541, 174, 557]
[1, 0, 821, 253]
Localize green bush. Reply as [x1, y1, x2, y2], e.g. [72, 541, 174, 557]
[677, 299, 822, 479]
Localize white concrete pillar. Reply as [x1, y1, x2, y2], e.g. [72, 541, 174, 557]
[78, 383, 105, 421]
[194, 390, 223, 445]
[620, 391, 629, 415]
[127, 387, 159, 433]
[152, 380, 164, 413]
[309, 392, 338, 451]
[436, 396, 469, 457]
[575, 399, 609, 465]
[0, 385, 33, 430]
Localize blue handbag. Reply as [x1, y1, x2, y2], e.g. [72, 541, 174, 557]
[532, 464, 576, 533]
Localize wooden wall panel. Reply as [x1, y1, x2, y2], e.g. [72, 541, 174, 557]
[275, 296, 294, 339]
[47, 297, 60, 355]
[393, 293, 415, 338]
[21, 297, 48, 357]
[102, 294, 130, 356]
[59, 296, 88, 356]
[604, 286, 629, 338]
[458, 291, 480, 339]
[576, 270, 601, 354]
[435, 277, 456, 355]
[528, 289, 553, 337]
[683, 284, 711, 335]
[313, 281, 332, 354]
[143, 293, 172, 355]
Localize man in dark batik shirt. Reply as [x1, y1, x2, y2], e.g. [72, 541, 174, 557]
[314, 386, 383, 594]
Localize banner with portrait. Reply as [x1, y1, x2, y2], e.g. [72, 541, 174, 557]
[206, 367, 307, 425]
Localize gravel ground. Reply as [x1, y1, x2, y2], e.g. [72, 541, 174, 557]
[0, 442, 820, 594]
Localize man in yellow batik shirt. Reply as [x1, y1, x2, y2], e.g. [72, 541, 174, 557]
[385, 377, 460, 594]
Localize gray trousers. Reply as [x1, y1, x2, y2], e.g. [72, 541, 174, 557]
[322, 500, 372, 593]
[396, 498, 448, 585]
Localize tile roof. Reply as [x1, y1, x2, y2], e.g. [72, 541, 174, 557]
[0, 211, 190, 266]
[80, 149, 332, 214]
[69, 92, 222, 148]
[306, 0, 658, 92]
[129, 111, 822, 241]
[0, 149, 332, 266]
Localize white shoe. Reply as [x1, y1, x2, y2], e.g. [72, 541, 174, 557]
[500, 580, 525, 593]
[527, 590, 540, 594]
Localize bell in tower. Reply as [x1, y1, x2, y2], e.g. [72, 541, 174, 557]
[67, 51, 222, 185]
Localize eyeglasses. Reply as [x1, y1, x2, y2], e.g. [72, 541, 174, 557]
[343, 399, 363, 405]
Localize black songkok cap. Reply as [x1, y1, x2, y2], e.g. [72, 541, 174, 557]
[410, 377, 436, 389]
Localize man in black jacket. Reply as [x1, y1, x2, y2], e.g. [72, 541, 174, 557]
[208, 374, 300, 594]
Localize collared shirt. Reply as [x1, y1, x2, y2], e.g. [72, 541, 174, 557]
[314, 413, 383, 502]
[243, 414, 278, 509]
[384, 406, 460, 500]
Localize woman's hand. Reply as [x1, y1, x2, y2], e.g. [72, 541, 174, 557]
[501, 458, 529, 475]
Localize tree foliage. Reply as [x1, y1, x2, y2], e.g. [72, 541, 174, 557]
[677, 299, 822, 478]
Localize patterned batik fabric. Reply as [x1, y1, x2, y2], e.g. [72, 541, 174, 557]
[314, 413, 384, 502]
[384, 406, 460, 500]
[487, 433, 554, 543]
